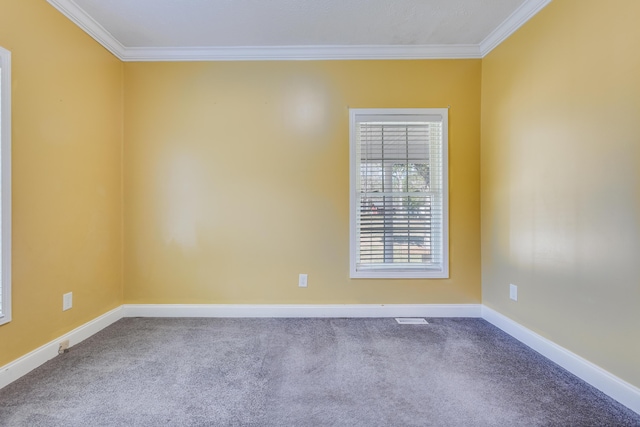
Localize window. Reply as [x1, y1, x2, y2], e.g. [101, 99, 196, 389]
[0, 46, 11, 325]
[350, 109, 448, 279]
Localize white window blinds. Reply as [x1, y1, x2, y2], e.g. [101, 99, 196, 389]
[350, 109, 448, 279]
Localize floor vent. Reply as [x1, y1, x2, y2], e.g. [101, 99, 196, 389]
[395, 318, 428, 325]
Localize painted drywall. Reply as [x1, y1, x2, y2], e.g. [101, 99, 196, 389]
[124, 60, 481, 304]
[481, 0, 640, 388]
[0, 0, 123, 366]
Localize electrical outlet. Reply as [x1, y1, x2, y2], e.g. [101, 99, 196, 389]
[58, 339, 70, 355]
[63, 292, 73, 311]
[298, 274, 308, 288]
[509, 284, 518, 301]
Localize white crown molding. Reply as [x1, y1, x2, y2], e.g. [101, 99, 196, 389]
[121, 303, 482, 318]
[46, 0, 127, 59]
[45, 0, 482, 61]
[119, 44, 482, 62]
[482, 306, 640, 415]
[0, 306, 122, 390]
[479, 0, 553, 57]
[47, 0, 550, 61]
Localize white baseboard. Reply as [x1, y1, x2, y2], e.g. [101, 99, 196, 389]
[482, 306, 640, 415]
[0, 306, 123, 390]
[121, 303, 482, 318]
[0, 303, 476, 390]
[2, 303, 638, 417]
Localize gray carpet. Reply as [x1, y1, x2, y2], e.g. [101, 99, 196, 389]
[0, 318, 638, 426]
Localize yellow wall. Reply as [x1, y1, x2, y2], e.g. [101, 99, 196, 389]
[0, 0, 123, 366]
[123, 60, 481, 304]
[481, 0, 640, 388]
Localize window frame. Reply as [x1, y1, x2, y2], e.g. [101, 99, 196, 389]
[349, 108, 449, 279]
[0, 46, 11, 326]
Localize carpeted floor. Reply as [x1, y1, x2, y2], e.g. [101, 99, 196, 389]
[0, 318, 638, 426]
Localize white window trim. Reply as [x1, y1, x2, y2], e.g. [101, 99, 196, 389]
[349, 108, 449, 279]
[0, 46, 11, 326]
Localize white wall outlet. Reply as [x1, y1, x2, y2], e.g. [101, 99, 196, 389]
[58, 339, 70, 355]
[63, 292, 73, 311]
[298, 274, 308, 288]
[509, 284, 518, 301]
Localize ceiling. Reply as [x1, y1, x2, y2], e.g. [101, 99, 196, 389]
[46, 0, 551, 61]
